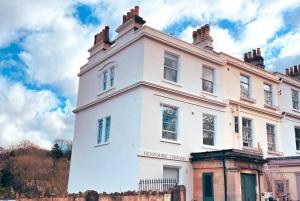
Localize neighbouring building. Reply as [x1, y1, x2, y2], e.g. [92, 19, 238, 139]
[68, 6, 300, 201]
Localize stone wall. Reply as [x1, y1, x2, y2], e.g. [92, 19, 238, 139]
[17, 185, 186, 201]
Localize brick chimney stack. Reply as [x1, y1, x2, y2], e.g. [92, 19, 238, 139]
[116, 6, 146, 37]
[93, 26, 113, 50]
[243, 48, 265, 69]
[285, 64, 300, 80]
[192, 24, 213, 51]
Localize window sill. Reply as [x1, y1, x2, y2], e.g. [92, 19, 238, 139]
[202, 145, 219, 151]
[97, 87, 115, 97]
[292, 109, 300, 113]
[264, 104, 278, 110]
[160, 139, 181, 145]
[240, 96, 256, 104]
[162, 79, 182, 87]
[296, 150, 300, 154]
[201, 90, 218, 98]
[242, 146, 260, 153]
[267, 151, 283, 156]
[94, 142, 110, 147]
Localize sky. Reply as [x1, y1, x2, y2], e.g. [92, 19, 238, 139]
[0, 0, 300, 149]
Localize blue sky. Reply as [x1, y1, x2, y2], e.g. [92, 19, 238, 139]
[1, 0, 300, 148]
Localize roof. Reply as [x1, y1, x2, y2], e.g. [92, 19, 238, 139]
[190, 149, 266, 164]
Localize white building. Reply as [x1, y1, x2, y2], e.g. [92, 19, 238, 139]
[275, 70, 300, 156]
[68, 6, 300, 201]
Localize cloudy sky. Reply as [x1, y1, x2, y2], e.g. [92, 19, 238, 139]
[1, 0, 300, 149]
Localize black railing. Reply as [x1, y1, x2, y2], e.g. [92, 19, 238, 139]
[139, 178, 177, 192]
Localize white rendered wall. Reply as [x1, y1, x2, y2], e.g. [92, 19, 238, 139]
[143, 37, 224, 102]
[68, 88, 143, 193]
[278, 79, 300, 156]
[76, 37, 145, 108]
[138, 87, 226, 201]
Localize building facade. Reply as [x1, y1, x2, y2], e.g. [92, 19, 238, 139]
[68, 6, 300, 201]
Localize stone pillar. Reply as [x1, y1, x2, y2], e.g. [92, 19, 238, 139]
[171, 185, 186, 201]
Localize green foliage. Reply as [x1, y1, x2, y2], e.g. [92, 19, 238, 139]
[0, 169, 13, 187]
[50, 143, 64, 159]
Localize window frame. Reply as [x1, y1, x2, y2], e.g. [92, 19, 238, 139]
[292, 89, 299, 110]
[242, 118, 253, 147]
[109, 67, 115, 87]
[264, 83, 273, 106]
[295, 127, 300, 151]
[202, 114, 215, 146]
[266, 124, 276, 152]
[102, 70, 108, 91]
[202, 66, 215, 94]
[240, 74, 250, 99]
[163, 52, 179, 83]
[97, 116, 111, 145]
[161, 104, 178, 142]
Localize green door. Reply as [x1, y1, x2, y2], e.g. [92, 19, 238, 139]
[241, 173, 256, 201]
[203, 173, 214, 201]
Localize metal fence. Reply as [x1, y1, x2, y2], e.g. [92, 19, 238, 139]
[139, 178, 177, 192]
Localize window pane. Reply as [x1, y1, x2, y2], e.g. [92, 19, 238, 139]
[292, 90, 299, 110]
[103, 71, 108, 90]
[110, 68, 114, 87]
[264, 84, 271, 92]
[242, 118, 252, 147]
[203, 67, 213, 81]
[164, 53, 178, 82]
[164, 68, 177, 82]
[162, 105, 178, 141]
[240, 76, 250, 99]
[98, 119, 103, 144]
[240, 75, 249, 84]
[295, 128, 300, 151]
[104, 117, 111, 142]
[203, 114, 215, 146]
[267, 124, 276, 151]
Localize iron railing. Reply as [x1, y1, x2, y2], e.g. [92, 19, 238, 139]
[139, 178, 177, 192]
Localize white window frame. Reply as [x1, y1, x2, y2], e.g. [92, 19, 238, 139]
[292, 89, 299, 110]
[242, 118, 253, 147]
[100, 64, 116, 92]
[264, 83, 273, 106]
[202, 66, 215, 94]
[163, 52, 179, 83]
[266, 124, 276, 152]
[97, 116, 111, 145]
[161, 104, 178, 142]
[202, 114, 215, 146]
[240, 74, 251, 99]
[295, 127, 300, 151]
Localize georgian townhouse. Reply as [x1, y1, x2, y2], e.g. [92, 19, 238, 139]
[68, 6, 300, 201]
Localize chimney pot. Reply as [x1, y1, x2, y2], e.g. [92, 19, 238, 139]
[248, 51, 252, 59]
[134, 6, 139, 16]
[257, 48, 261, 56]
[130, 9, 134, 18]
[122, 15, 126, 23]
[252, 49, 257, 58]
[126, 12, 130, 21]
[286, 68, 290, 75]
[244, 53, 248, 61]
[294, 65, 298, 73]
[290, 67, 294, 75]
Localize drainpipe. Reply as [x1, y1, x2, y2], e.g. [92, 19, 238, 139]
[257, 168, 261, 201]
[222, 152, 228, 201]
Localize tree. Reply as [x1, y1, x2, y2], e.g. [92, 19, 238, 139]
[0, 169, 13, 187]
[50, 144, 63, 159]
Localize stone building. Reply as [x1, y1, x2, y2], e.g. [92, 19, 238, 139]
[68, 6, 300, 201]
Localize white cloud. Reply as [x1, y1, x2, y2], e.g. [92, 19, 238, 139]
[0, 76, 74, 149]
